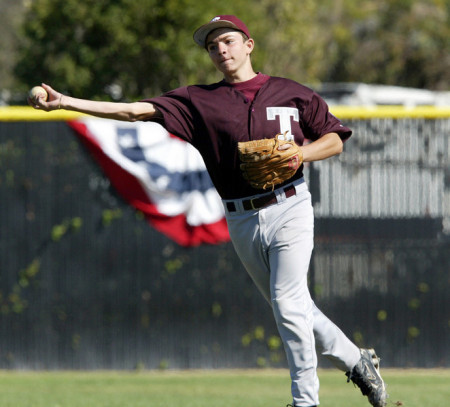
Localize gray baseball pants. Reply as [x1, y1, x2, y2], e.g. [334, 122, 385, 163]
[223, 178, 360, 406]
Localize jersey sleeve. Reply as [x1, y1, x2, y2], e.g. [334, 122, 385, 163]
[142, 87, 196, 143]
[301, 92, 352, 142]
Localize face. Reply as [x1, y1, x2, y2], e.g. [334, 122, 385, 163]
[205, 28, 254, 78]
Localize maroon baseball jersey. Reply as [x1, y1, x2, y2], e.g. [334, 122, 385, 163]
[145, 73, 352, 199]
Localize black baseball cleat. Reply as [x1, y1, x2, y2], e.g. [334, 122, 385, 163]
[346, 348, 388, 407]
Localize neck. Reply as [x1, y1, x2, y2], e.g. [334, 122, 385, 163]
[224, 66, 257, 84]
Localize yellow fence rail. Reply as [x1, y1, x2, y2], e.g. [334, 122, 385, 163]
[1, 105, 449, 121]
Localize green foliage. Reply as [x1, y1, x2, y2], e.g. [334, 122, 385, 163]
[18, 258, 41, 288]
[1, 258, 41, 315]
[13, 0, 449, 98]
[0, 0, 24, 93]
[14, 0, 215, 99]
[211, 301, 223, 318]
[241, 326, 285, 367]
[51, 217, 83, 241]
[101, 208, 122, 227]
[249, 0, 449, 89]
[1, 211, 84, 317]
[328, 0, 450, 89]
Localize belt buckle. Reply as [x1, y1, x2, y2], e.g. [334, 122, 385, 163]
[249, 197, 258, 210]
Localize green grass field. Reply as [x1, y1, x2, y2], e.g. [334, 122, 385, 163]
[0, 369, 448, 407]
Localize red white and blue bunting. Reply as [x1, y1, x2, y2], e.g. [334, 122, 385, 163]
[69, 119, 230, 247]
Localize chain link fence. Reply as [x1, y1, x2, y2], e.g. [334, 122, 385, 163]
[0, 112, 448, 369]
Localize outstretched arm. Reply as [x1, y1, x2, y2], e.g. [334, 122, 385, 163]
[28, 83, 160, 122]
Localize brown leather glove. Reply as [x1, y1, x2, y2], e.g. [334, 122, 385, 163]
[238, 134, 303, 190]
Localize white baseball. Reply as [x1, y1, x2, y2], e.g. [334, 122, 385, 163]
[29, 86, 48, 102]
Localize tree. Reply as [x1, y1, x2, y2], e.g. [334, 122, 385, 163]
[0, 0, 26, 100]
[324, 0, 450, 90]
[13, 0, 449, 100]
[14, 0, 217, 100]
[250, 0, 449, 90]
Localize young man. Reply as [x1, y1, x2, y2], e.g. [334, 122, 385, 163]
[29, 15, 388, 407]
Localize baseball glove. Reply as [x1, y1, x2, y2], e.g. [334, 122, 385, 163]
[238, 133, 303, 190]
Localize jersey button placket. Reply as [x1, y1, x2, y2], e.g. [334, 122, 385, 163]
[248, 101, 256, 140]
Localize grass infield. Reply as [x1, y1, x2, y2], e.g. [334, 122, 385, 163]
[0, 368, 448, 407]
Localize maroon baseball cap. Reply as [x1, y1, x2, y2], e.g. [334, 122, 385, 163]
[193, 15, 251, 47]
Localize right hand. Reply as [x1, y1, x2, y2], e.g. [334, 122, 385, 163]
[28, 83, 64, 111]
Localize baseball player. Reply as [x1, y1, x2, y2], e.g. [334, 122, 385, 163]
[29, 15, 388, 407]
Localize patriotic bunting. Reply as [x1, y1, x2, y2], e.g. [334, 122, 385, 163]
[69, 119, 230, 246]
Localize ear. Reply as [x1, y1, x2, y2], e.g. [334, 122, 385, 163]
[245, 38, 255, 55]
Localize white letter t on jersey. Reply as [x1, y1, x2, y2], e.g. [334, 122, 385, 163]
[266, 107, 299, 140]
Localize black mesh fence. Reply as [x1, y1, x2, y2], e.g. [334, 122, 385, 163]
[0, 119, 448, 369]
